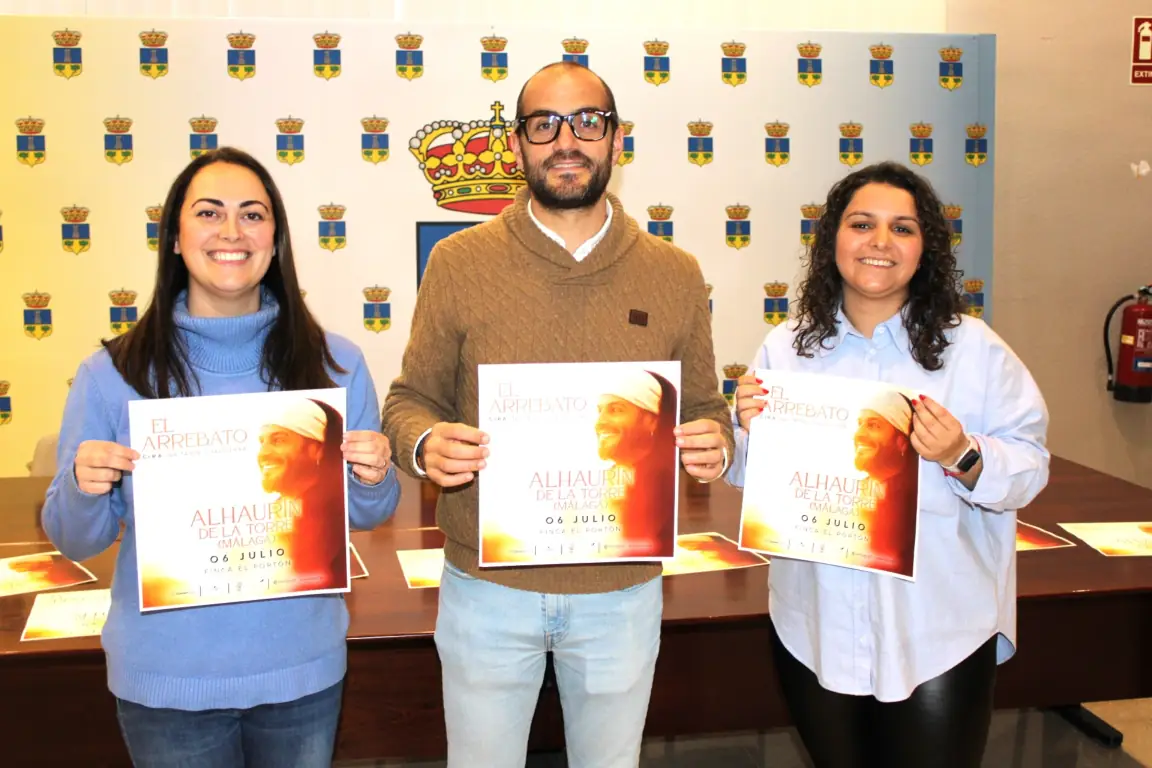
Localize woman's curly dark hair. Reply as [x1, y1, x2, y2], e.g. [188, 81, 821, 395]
[792, 161, 965, 371]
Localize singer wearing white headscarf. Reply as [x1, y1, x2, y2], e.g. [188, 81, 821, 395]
[258, 398, 332, 496]
[258, 397, 350, 589]
[594, 369, 678, 557]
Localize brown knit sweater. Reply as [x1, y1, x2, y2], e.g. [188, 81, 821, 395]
[382, 188, 734, 594]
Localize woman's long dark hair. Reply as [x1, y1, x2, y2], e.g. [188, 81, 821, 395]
[792, 161, 965, 371]
[104, 147, 343, 398]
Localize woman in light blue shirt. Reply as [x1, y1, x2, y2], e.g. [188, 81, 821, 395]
[728, 161, 1050, 768]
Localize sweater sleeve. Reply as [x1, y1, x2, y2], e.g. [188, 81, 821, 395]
[340, 343, 401, 531]
[41, 360, 127, 562]
[381, 240, 463, 478]
[675, 259, 736, 467]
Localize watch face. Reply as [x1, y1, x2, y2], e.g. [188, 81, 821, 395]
[957, 448, 980, 472]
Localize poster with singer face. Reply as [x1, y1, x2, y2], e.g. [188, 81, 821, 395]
[739, 369, 921, 580]
[477, 361, 682, 566]
[129, 388, 350, 611]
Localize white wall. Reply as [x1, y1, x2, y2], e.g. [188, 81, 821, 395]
[0, 0, 946, 32]
[946, 0, 1152, 488]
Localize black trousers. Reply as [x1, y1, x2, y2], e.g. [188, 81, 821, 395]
[772, 629, 998, 768]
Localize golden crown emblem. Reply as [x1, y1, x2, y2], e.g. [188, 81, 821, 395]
[276, 116, 304, 134]
[313, 32, 340, 48]
[139, 29, 168, 47]
[723, 363, 749, 379]
[619, 120, 635, 136]
[966, 123, 987, 139]
[0, 381, 8, 396]
[721, 41, 746, 57]
[363, 286, 391, 302]
[227, 32, 256, 49]
[189, 115, 218, 133]
[801, 203, 824, 219]
[643, 40, 670, 56]
[943, 204, 963, 219]
[61, 205, 89, 223]
[688, 120, 713, 137]
[23, 291, 51, 309]
[16, 117, 45, 134]
[408, 102, 525, 214]
[726, 204, 751, 220]
[109, 289, 137, 306]
[940, 47, 964, 62]
[964, 279, 985, 293]
[910, 122, 933, 138]
[647, 204, 673, 221]
[562, 37, 589, 54]
[318, 204, 346, 220]
[53, 29, 81, 46]
[146, 206, 163, 222]
[705, 283, 714, 296]
[764, 282, 789, 298]
[797, 41, 822, 58]
[361, 116, 389, 133]
[869, 43, 894, 59]
[104, 116, 132, 133]
[839, 122, 863, 138]
[764, 121, 790, 138]
[396, 33, 423, 49]
[481, 35, 507, 52]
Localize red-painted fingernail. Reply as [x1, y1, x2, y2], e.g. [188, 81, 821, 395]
[755, 377, 764, 384]
[919, 394, 927, 401]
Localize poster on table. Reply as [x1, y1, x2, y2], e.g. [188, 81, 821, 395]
[1015, 521, 1075, 551]
[1058, 522, 1152, 556]
[0, 551, 96, 598]
[21, 588, 111, 641]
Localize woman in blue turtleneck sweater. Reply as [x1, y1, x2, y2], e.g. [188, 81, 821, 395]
[41, 147, 401, 768]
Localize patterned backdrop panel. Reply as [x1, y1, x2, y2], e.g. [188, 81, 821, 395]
[0, 17, 995, 476]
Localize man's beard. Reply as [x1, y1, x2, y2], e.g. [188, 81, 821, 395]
[525, 149, 612, 210]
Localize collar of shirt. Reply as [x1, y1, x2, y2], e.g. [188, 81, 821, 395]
[818, 304, 911, 357]
[527, 197, 613, 262]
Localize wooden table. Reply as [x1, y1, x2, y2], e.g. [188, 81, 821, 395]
[3, 457, 1151, 766]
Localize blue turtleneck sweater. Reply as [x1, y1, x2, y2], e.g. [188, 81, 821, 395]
[42, 293, 400, 711]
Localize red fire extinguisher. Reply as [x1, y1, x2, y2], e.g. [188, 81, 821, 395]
[1105, 284, 1152, 403]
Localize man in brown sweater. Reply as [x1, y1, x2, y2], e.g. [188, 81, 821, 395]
[382, 62, 734, 768]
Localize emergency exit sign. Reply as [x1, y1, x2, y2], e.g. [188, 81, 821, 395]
[1133, 16, 1152, 85]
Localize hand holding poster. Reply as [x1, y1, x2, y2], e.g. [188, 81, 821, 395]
[739, 370, 921, 579]
[477, 361, 682, 566]
[129, 389, 350, 611]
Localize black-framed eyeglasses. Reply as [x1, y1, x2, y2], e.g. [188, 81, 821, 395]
[515, 110, 615, 144]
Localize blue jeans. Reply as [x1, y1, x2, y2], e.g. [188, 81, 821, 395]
[115, 679, 343, 768]
[434, 561, 663, 768]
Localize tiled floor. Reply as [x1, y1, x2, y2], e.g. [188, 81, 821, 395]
[336, 700, 1152, 767]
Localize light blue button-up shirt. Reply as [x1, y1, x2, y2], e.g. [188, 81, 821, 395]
[727, 310, 1050, 701]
